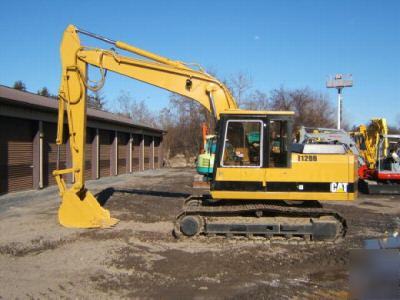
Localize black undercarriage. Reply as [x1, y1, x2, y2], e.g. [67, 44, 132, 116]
[174, 195, 346, 243]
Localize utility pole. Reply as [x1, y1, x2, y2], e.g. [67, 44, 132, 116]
[326, 74, 353, 129]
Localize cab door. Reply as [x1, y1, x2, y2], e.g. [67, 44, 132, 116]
[212, 115, 266, 191]
[264, 117, 293, 184]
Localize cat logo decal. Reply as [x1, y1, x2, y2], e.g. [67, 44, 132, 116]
[330, 182, 348, 193]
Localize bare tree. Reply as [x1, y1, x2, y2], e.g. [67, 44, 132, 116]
[228, 72, 252, 108]
[269, 86, 292, 110]
[270, 87, 335, 129]
[242, 90, 269, 110]
[114, 90, 157, 127]
[160, 93, 211, 162]
[88, 90, 106, 110]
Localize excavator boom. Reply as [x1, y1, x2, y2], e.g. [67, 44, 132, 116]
[55, 25, 237, 228]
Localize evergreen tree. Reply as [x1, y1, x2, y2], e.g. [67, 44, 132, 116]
[13, 80, 26, 91]
[37, 87, 50, 97]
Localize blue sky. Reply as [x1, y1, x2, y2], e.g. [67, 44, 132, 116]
[1, 0, 399, 126]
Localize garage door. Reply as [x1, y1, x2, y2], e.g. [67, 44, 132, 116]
[144, 136, 152, 169]
[117, 132, 129, 175]
[154, 137, 161, 168]
[85, 128, 95, 181]
[99, 129, 112, 177]
[132, 134, 141, 172]
[43, 122, 68, 187]
[0, 116, 35, 194]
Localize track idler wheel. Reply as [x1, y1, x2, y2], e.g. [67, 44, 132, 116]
[178, 216, 203, 237]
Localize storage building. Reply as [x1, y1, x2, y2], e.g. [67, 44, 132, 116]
[0, 85, 164, 194]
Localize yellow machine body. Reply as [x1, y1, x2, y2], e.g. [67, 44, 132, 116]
[212, 153, 357, 201]
[54, 25, 357, 229]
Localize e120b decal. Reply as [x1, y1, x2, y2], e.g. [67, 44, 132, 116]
[297, 155, 318, 162]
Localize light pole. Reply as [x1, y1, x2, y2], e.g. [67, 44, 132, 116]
[326, 74, 353, 129]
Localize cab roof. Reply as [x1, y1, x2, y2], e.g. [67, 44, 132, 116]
[222, 109, 295, 116]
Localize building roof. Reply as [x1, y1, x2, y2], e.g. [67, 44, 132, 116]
[0, 85, 164, 133]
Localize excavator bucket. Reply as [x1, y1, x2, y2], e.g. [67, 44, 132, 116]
[58, 190, 119, 228]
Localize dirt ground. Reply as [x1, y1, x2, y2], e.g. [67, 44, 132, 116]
[0, 168, 399, 299]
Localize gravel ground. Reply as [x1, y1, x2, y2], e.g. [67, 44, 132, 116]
[0, 168, 399, 299]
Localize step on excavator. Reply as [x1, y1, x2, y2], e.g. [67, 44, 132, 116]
[54, 25, 357, 242]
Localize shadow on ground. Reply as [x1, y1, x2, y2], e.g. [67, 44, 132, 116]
[95, 187, 190, 206]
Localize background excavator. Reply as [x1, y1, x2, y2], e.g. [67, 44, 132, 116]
[54, 25, 357, 242]
[351, 118, 400, 194]
[193, 123, 216, 188]
[195, 123, 216, 178]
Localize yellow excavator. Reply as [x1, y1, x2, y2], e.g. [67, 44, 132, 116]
[351, 118, 400, 194]
[54, 25, 357, 242]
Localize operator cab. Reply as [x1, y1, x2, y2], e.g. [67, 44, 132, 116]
[377, 135, 400, 179]
[215, 113, 293, 172]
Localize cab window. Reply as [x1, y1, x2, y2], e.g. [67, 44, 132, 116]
[222, 120, 263, 167]
[269, 120, 289, 167]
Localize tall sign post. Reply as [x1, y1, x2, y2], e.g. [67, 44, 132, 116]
[326, 74, 353, 129]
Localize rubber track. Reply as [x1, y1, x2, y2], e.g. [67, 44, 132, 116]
[174, 196, 347, 243]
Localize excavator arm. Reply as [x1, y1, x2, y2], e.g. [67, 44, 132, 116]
[54, 25, 237, 228]
[352, 118, 388, 169]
